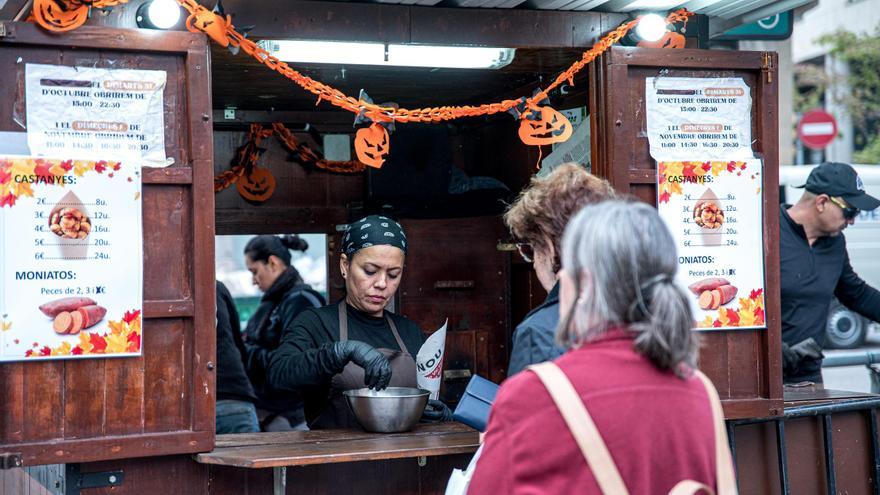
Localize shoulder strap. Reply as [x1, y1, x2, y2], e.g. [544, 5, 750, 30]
[530, 363, 738, 495]
[529, 362, 630, 495]
[691, 370, 738, 495]
[384, 315, 411, 355]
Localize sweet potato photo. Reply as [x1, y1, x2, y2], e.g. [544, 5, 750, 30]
[39, 296, 97, 317]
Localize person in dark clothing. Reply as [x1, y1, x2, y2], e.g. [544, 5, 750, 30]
[215, 281, 260, 434]
[265, 215, 452, 429]
[503, 164, 615, 376]
[781, 162, 880, 385]
[242, 234, 326, 431]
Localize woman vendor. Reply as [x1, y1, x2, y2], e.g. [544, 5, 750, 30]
[265, 215, 451, 429]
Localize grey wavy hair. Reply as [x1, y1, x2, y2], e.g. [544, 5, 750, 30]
[558, 200, 698, 375]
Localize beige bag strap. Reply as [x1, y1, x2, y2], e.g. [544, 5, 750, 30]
[529, 363, 738, 495]
[529, 362, 630, 494]
[691, 370, 738, 495]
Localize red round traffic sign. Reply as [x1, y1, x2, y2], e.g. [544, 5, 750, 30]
[798, 109, 838, 150]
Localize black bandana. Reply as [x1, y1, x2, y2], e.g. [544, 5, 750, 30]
[342, 215, 407, 256]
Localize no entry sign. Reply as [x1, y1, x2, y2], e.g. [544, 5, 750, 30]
[798, 109, 838, 150]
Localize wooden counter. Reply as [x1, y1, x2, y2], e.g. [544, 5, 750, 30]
[196, 422, 480, 469]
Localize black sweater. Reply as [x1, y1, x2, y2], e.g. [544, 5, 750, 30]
[215, 282, 258, 403]
[244, 283, 324, 421]
[266, 303, 425, 424]
[780, 205, 880, 382]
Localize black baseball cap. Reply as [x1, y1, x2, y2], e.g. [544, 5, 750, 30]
[797, 162, 880, 211]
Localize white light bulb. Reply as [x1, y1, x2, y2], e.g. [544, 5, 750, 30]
[147, 0, 181, 30]
[635, 13, 667, 42]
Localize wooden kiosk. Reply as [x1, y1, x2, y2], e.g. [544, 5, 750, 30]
[1, 1, 879, 493]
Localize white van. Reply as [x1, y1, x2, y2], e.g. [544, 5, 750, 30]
[779, 165, 880, 348]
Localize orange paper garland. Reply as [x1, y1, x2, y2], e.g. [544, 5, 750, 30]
[30, 1, 692, 163]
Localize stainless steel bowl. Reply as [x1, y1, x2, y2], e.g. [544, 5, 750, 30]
[343, 387, 430, 433]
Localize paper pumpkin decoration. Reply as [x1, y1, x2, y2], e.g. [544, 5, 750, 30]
[354, 123, 390, 169]
[33, 0, 90, 32]
[518, 105, 573, 146]
[186, 9, 231, 47]
[637, 31, 686, 49]
[236, 165, 276, 203]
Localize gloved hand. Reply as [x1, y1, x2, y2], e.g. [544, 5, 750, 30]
[421, 399, 454, 423]
[331, 340, 392, 390]
[782, 338, 824, 375]
[791, 338, 824, 361]
[781, 342, 800, 375]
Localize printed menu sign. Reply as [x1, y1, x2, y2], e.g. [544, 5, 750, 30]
[646, 77, 753, 161]
[0, 156, 143, 361]
[25, 64, 168, 167]
[657, 159, 765, 330]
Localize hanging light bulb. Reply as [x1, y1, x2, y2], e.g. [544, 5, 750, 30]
[635, 13, 667, 42]
[136, 0, 181, 30]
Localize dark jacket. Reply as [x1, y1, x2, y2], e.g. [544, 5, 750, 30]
[507, 282, 564, 376]
[266, 303, 425, 426]
[216, 282, 258, 403]
[244, 271, 325, 421]
[780, 205, 880, 382]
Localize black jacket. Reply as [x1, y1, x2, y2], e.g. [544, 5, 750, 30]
[780, 205, 880, 382]
[215, 282, 258, 403]
[507, 282, 564, 377]
[244, 276, 325, 420]
[266, 303, 425, 425]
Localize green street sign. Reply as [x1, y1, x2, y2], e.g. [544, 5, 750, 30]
[716, 11, 793, 41]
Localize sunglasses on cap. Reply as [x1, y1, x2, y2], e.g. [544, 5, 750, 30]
[829, 196, 860, 220]
[516, 242, 534, 263]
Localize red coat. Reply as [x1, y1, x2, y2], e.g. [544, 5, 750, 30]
[468, 330, 717, 494]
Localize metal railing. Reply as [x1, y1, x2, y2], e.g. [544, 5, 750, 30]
[727, 397, 880, 495]
[822, 350, 880, 394]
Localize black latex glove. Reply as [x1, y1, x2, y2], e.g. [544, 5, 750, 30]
[791, 338, 824, 361]
[782, 338, 824, 375]
[781, 342, 800, 374]
[421, 399, 454, 423]
[331, 340, 392, 390]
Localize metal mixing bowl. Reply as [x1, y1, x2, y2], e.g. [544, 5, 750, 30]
[343, 387, 430, 433]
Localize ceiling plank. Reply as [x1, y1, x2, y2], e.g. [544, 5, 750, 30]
[0, 0, 29, 21]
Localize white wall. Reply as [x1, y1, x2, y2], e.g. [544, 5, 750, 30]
[792, 0, 880, 64]
[740, 39, 796, 165]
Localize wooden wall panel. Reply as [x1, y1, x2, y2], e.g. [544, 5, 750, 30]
[22, 362, 63, 441]
[63, 359, 106, 439]
[399, 217, 511, 382]
[590, 47, 782, 419]
[213, 130, 361, 235]
[0, 23, 215, 465]
[143, 186, 194, 300]
[0, 366, 24, 443]
[104, 355, 145, 436]
[143, 319, 190, 433]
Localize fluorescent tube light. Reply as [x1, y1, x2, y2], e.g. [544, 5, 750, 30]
[257, 40, 516, 70]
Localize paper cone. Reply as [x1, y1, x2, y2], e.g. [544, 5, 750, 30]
[694, 188, 723, 247]
[49, 190, 91, 260]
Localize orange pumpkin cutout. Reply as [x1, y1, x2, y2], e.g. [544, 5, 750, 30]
[186, 9, 231, 47]
[236, 166, 276, 203]
[518, 105, 574, 146]
[637, 31, 686, 49]
[33, 0, 90, 32]
[354, 124, 390, 169]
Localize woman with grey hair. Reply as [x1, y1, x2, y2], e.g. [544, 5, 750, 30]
[469, 200, 735, 494]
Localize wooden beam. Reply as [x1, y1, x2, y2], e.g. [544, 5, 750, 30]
[209, 0, 624, 48]
[0, 0, 30, 22]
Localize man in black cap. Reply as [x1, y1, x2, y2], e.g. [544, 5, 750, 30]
[780, 162, 880, 386]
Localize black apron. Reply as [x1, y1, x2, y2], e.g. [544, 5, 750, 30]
[309, 302, 418, 429]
